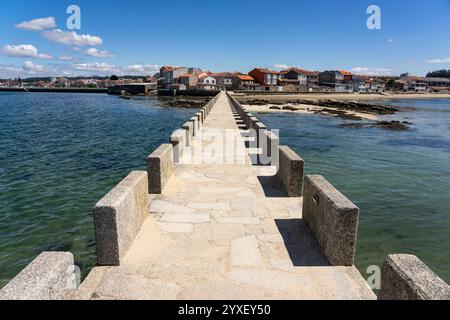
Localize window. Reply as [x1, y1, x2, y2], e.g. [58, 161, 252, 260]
[206, 80, 209, 84]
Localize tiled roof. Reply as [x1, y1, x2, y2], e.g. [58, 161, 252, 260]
[252, 68, 280, 74]
[236, 75, 254, 81]
[338, 70, 353, 76]
[210, 72, 235, 77]
[280, 68, 318, 76]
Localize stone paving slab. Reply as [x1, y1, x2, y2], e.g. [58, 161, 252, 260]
[81, 92, 376, 300]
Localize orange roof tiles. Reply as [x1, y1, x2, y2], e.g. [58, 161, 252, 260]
[237, 75, 254, 81]
[338, 70, 353, 76]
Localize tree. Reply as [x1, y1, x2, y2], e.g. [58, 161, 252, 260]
[385, 79, 395, 89]
[426, 69, 450, 78]
[110, 75, 119, 81]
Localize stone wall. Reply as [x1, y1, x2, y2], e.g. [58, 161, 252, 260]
[148, 144, 174, 194]
[379, 254, 450, 300]
[0, 252, 77, 300]
[302, 175, 359, 266]
[93, 171, 149, 266]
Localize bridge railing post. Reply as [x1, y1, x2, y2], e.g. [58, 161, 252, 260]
[302, 175, 359, 266]
[93, 171, 149, 266]
[379, 254, 450, 300]
[147, 144, 174, 194]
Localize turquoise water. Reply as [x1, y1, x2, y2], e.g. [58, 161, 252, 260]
[256, 98, 450, 283]
[0, 92, 197, 288]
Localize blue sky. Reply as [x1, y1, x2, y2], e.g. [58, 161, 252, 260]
[1, 0, 450, 78]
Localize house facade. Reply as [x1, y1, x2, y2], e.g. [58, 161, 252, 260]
[235, 74, 260, 91]
[210, 72, 236, 90]
[248, 68, 280, 90]
[163, 67, 189, 88]
[395, 76, 427, 92]
[197, 74, 219, 91]
[319, 70, 354, 92]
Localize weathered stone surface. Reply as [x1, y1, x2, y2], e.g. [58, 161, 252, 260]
[147, 144, 173, 194]
[189, 117, 199, 136]
[302, 175, 359, 266]
[150, 200, 194, 214]
[379, 254, 450, 300]
[0, 252, 77, 300]
[160, 213, 210, 224]
[230, 235, 263, 267]
[275, 146, 304, 197]
[95, 272, 180, 300]
[158, 222, 194, 233]
[187, 202, 230, 210]
[216, 217, 260, 225]
[170, 129, 185, 163]
[94, 171, 149, 266]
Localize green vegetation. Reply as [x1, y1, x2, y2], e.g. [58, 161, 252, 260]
[426, 69, 450, 78]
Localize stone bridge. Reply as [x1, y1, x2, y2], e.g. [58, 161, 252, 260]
[1, 92, 449, 300]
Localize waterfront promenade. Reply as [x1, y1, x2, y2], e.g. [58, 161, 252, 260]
[72, 92, 375, 300]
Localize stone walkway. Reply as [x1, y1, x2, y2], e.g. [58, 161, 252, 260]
[76, 92, 375, 300]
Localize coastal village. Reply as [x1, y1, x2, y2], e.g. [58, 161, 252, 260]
[2, 65, 450, 94]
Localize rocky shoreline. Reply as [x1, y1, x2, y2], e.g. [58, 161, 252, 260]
[240, 98, 399, 115]
[341, 120, 413, 131]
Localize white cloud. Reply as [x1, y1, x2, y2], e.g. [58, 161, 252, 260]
[72, 62, 115, 73]
[15, 17, 56, 31]
[84, 48, 116, 58]
[42, 29, 103, 46]
[1, 61, 159, 78]
[273, 64, 291, 70]
[1, 44, 53, 59]
[59, 56, 74, 61]
[351, 67, 392, 76]
[388, 38, 395, 43]
[427, 57, 450, 64]
[0, 65, 22, 73]
[71, 62, 158, 75]
[72, 47, 81, 52]
[23, 61, 45, 73]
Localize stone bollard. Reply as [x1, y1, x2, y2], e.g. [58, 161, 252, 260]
[148, 144, 173, 194]
[93, 171, 149, 266]
[0, 252, 77, 300]
[182, 122, 194, 147]
[199, 110, 205, 123]
[302, 175, 359, 266]
[260, 130, 279, 166]
[170, 129, 185, 163]
[249, 116, 259, 130]
[254, 121, 267, 149]
[189, 117, 199, 136]
[275, 146, 304, 197]
[246, 113, 254, 130]
[379, 254, 450, 300]
[195, 112, 203, 125]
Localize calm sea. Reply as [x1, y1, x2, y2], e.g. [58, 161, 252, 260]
[256, 98, 450, 283]
[0, 93, 449, 288]
[0, 92, 196, 287]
